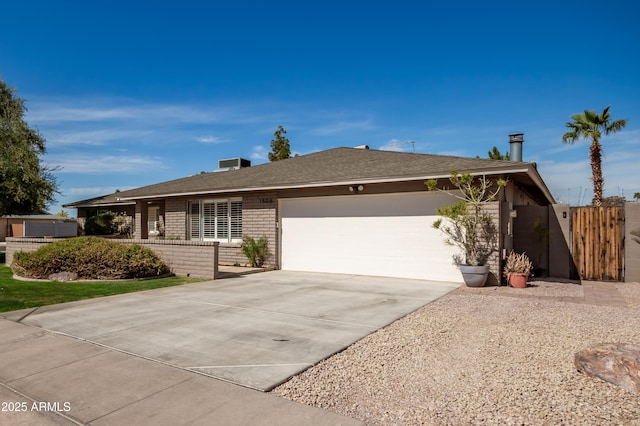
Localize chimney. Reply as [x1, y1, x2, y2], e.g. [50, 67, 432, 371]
[509, 133, 524, 162]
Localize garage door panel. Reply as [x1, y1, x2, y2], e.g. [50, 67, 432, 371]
[280, 193, 462, 282]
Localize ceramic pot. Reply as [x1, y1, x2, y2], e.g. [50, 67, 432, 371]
[459, 264, 490, 287]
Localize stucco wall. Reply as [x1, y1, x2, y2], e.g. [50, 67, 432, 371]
[625, 202, 640, 283]
[5, 238, 219, 280]
[548, 204, 573, 280]
[513, 205, 549, 275]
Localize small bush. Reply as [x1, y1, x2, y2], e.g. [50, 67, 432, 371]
[84, 212, 116, 235]
[241, 236, 269, 267]
[12, 237, 170, 280]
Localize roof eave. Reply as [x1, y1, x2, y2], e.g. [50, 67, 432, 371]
[116, 166, 535, 201]
[524, 165, 556, 204]
[62, 201, 137, 208]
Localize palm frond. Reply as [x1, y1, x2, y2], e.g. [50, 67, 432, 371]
[606, 118, 627, 135]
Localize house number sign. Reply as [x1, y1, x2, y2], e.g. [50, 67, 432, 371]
[259, 197, 274, 204]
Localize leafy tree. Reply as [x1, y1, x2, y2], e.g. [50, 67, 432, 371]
[0, 78, 59, 215]
[268, 125, 291, 162]
[562, 105, 627, 207]
[487, 146, 509, 160]
[634, 192, 640, 201]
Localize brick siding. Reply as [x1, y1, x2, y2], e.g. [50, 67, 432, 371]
[164, 198, 187, 239]
[5, 238, 219, 280]
[241, 192, 278, 267]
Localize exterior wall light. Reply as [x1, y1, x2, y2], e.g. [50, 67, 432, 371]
[349, 185, 365, 193]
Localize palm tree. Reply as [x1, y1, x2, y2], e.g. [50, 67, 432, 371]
[562, 105, 627, 206]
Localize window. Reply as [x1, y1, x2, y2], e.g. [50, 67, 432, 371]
[188, 198, 242, 242]
[148, 206, 160, 235]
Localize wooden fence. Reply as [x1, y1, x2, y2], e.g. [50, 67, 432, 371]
[571, 206, 623, 281]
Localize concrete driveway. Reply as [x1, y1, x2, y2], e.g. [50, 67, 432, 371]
[17, 271, 459, 391]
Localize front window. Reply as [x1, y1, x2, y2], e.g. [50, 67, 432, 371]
[188, 198, 242, 242]
[148, 206, 160, 235]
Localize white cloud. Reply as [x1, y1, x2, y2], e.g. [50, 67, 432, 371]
[45, 129, 153, 147]
[537, 151, 640, 205]
[250, 145, 269, 162]
[310, 120, 374, 135]
[66, 186, 134, 197]
[44, 154, 167, 174]
[26, 101, 226, 124]
[196, 136, 224, 144]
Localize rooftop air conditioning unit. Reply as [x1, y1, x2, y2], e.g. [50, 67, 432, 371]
[217, 158, 251, 171]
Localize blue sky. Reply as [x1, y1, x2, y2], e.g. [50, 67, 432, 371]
[2, 0, 639, 214]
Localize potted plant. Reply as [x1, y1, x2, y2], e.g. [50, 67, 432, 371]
[503, 251, 533, 288]
[426, 171, 506, 287]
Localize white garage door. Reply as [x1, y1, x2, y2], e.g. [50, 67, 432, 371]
[280, 192, 463, 282]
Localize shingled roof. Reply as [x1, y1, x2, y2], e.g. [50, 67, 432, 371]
[64, 147, 554, 207]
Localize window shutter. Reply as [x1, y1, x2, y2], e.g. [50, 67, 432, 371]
[189, 198, 243, 242]
[189, 202, 201, 240]
[203, 202, 215, 239]
[216, 201, 229, 239]
[231, 201, 242, 240]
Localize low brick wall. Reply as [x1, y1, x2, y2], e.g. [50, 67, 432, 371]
[219, 243, 243, 266]
[5, 238, 219, 280]
[5, 238, 59, 266]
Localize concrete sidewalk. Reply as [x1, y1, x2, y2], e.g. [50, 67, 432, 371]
[0, 319, 363, 426]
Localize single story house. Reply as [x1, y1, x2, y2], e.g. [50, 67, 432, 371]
[64, 145, 556, 284]
[1, 215, 77, 242]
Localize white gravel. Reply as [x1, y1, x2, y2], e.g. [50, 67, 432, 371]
[273, 281, 640, 425]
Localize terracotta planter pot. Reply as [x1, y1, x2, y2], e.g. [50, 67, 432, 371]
[509, 273, 529, 288]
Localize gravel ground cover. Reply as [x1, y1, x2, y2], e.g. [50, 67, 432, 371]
[273, 280, 640, 425]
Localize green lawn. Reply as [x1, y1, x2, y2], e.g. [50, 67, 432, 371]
[0, 262, 204, 313]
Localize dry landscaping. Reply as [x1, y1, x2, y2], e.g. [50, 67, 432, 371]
[274, 280, 640, 425]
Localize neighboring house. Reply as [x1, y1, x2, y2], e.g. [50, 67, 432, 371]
[0, 215, 77, 242]
[64, 146, 555, 284]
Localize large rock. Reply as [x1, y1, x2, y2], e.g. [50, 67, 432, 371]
[48, 271, 79, 282]
[575, 343, 640, 392]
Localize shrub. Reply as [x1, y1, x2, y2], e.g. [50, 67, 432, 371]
[241, 236, 269, 267]
[84, 212, 116, 235]
[12, 236, 170, 280]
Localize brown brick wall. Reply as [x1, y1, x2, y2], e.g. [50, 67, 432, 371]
[134, 201, 148, 239]
[5, 238, 219, 280]
[241, 192, 278, 267]
[5, 238, 60, 266]
[219, 243, 244, 265]
[164, 198, 187, 240]
[126, 193, 280, 268]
